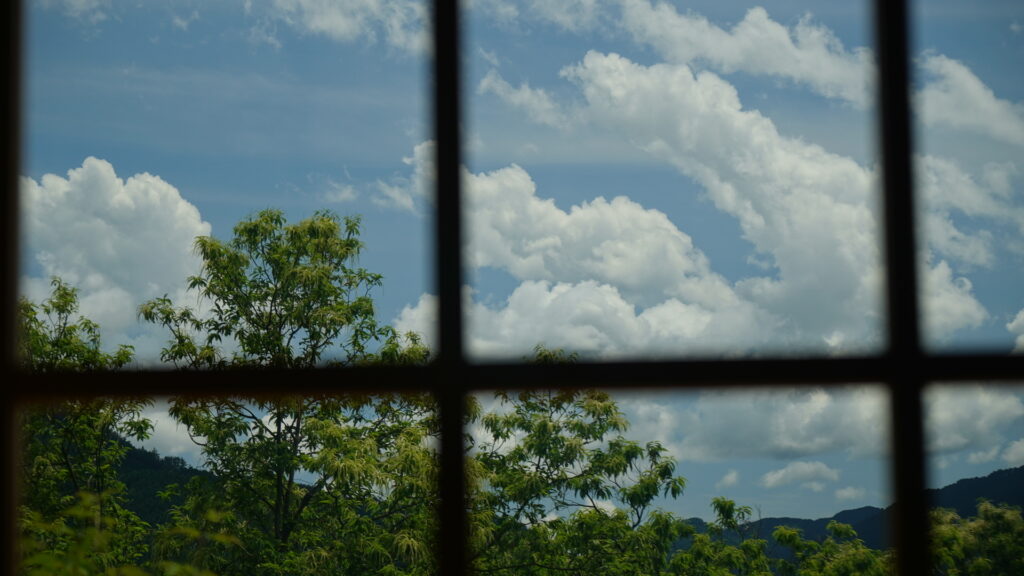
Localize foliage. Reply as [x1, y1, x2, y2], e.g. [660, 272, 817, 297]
[18, 276, 134, 371]
[139, 209, 417, 368]
[469, 387, 689, 574]
[930, 500, 1024, 575]
[159, 394, 439, 576]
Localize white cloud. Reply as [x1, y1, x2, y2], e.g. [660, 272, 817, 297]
[761, 461, 839, 489]
[664, 387, 887, 462]
[1012, 22, 1022, 35]
[171, 10, 200, 32]
[40, 0, 111, 24]
[267, 0, 429, 54]
[921, 259, 988, 343]
[373, 140, 434, 213]
[559, 51, 887, 349]
[925, 385, 1024, 454]
[715, 469, 739, 490]
[478, 70, 572, 130]
[21, 157, 211, 363]
[1003, 438, 1024, 466]
[835, 486, 865, 501]
[135, 399, 204, 467]
[323, 180, 358, 203]
[967, 445, 1001, 464]
[617, 2, 873, 107]
[1008, 309, 1024, 353]
[916, 53, 1024, 147]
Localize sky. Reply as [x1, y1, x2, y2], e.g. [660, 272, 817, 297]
[19, 0, 1024, 523]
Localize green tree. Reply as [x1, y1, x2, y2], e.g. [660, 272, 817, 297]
[930, 500, 1024, 576]
[469, 387, 689, 575]
[139, 209, 413, 369]
[159, 394, 439, 576]
[17, 279, 154, 572]
[18, 277, 134, 371]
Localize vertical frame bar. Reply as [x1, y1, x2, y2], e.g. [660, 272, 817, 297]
[874, 0, 930, 573]
[2, 0, 22, 572]
[432, 0, 468, 574]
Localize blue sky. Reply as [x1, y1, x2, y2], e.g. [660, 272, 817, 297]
[20, 0, 1024, 523]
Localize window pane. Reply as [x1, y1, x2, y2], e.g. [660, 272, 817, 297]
[923, 384, 1024, 571]
[20, 2, 433, 367]
[911, 0, 1024, 352]
[462, 1, 883, 361]
[18, 394, 439, 574]
[469, 385, 892, 572]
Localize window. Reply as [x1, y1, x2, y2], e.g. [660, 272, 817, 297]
[4, 1, 1022, 575]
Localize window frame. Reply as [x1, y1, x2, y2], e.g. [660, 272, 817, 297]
[4, 1, 1024, 574]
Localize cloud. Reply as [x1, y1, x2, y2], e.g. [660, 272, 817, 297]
[171, 10, 200, 32]
[967, 445, 1001, 464]
[924, 385, 1024, 454]
[1008, 309, 1024, 353]
[760, 461, 840, 490]
[372, 140, 435, 213]
[40, 0, 111, 24]
[921, 259, 988, 343]
[559, 51, 887, 349]
[135, 399, 204, 467]
[478, 70, 572, 129]
[835, 486, 865, 501]
[660, 387, 888, 462]
[266, 0, 429, 54]
[1003, 439, 1024, 466]
[21, 157, 211, 363]
[715, 469, 739, 490]
[617, 2, 873, 107]
[1012, 22, 1022, 35]
[916, 54, 1024, 147]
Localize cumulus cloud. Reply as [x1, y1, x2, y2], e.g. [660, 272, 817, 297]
[373, 140, 435, 213]
[925, 385, 1024, 454]
[760, 461, 840, 490]
[835, 486, 865, 501]
[617, 2, 873, 107]
[135, 399, 204, 466]
[916, 54, 1024, 147]
[614, 388, 887, 464]
[559, 51, 887, 349]
[266, 0, 429, 53]
[1003, 439, 1024, 466]
[21, 157, 211, 362]
[921, 259, 988, 343]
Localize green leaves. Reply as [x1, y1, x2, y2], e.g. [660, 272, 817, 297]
[19, 277, 134, 372]
[141, 209, 411, 369]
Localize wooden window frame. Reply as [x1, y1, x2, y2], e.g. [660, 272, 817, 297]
[4, 1, 1022, 573]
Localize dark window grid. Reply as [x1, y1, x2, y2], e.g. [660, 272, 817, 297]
[4, 1, 1024, 574]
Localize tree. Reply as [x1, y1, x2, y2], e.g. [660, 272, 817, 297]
[930, 500, 1024, 575]
[469, 385, 689, 575]
[17, 279, 153, 572]
[18, 277, 134, 371]
[139, 208, 413, 368]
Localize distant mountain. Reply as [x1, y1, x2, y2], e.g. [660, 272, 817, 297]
[703, 464, 1024, 552]
[119, 445, 211, 526]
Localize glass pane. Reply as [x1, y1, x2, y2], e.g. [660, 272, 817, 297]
[912, 0, 1024, 352]
[20, 2, 433, 367]
[923, 384, 1024, 571]
[469, 385, 892, 572]
[461, 1, 882, 361]
[18, 394, 439, 574]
